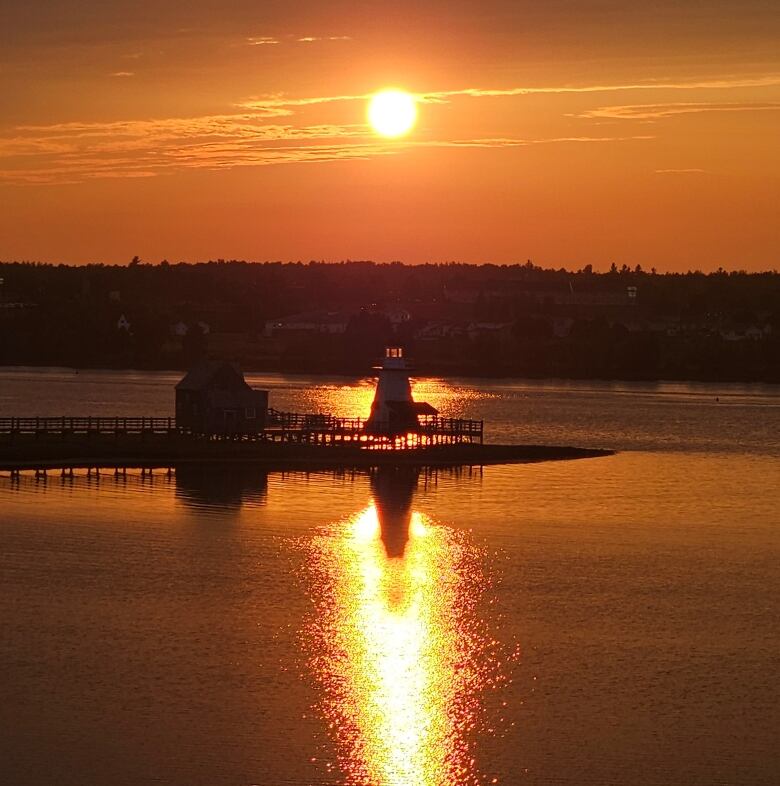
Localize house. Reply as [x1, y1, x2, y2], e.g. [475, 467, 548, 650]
[720, 325, 770, 342]
[466, 321, 515, 341]
[550, 316, 575, 338]
[385, 307, 412, 326]
[171, 320, 211, 337]
[264, 311, 350, 337]
[175, 361, 268, 435]
[415, 321, 467, 340]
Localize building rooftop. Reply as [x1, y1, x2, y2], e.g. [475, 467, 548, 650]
[175, 360, 244, 391]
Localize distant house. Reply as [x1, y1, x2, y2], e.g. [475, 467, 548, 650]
[416, 321, 466, 340]
[550, 316, 575, 338]
[171, 320, 211, 337]
[720, 325, 769, 342]
[534, 290, 636, 307]
[175, 361, 268, 435]
[466, 321, 514, 341]
[385, 307, 412, 325]
[264, 311, 350, 337]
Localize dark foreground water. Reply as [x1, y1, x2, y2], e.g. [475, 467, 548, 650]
[1, 369, 779, 786]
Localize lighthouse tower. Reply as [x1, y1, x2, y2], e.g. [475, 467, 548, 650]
[365, 347, 438, 435]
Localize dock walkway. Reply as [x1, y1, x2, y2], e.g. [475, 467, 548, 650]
[0, 413, 612, 475]
[0, 412, 484, 448]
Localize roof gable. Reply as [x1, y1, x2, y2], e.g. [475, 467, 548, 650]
[176, 361, 248, 392]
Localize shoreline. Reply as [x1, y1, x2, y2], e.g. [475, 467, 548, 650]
[1, 363, 779, 389]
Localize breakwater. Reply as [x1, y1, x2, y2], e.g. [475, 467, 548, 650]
[0, 418, 611, 472]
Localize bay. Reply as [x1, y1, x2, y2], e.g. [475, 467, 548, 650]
[1, 368, 778, 786]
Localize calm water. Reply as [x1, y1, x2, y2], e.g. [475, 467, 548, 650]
[1, 369, 779, 786]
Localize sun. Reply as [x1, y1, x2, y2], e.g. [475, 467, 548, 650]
[367, 89, 418, 138]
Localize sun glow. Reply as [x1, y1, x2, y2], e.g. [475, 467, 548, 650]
[367, 89, 418, 137]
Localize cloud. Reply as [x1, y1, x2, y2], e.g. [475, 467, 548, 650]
[413, 75, 780, 106]
[297, 36, 352, 43]
[245, 34, 351, 46]
[237, 73, 780, 114]
[5, 70, 776, 185]
[655, 168, 708, 174]
[575, 102, 780, 120]
[246, 36, 279, 46]
[109, 71, 135, 78]
[0, 115, 378, 183]
[418, 135, 655, 149]
[0, 104, 654, 185]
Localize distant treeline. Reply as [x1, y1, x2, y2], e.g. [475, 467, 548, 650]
[1, 260, 778, 382]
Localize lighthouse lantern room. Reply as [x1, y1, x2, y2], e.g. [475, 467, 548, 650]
[365, 347, 438, 435]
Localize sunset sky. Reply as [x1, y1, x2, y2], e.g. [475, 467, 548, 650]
[1, 1, 778, 270]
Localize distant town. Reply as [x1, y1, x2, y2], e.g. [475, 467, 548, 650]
[1, 260, 778, 382]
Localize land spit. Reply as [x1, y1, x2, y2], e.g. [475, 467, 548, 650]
[0, 432, 612, 473]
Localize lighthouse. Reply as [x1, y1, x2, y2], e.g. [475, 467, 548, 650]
[365, 347, 438, 435]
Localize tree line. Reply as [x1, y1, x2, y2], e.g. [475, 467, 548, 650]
[0, 260, 778, 381]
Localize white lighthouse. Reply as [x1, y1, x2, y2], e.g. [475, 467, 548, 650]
[365, 347, 438, 435]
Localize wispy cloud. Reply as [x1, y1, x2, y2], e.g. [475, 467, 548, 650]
[420, 74, 780, 101]
[4, 71, 775, 185]
[655, 168, 708, 174]
[575, 102, 780, 120]
[245, 34, 351, 46]
[246, 36, 279, 46]
[0, 115, 373, 183]
[109, 71, 135, 78]
[237, 73, 780, 113]
[0, 107, 652, 185]
[297, 36, 352, 43]
[419, 136, 655, 149]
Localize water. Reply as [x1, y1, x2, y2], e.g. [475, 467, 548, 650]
[1, 369, 778, 786]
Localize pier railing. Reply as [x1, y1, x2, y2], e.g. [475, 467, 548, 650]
[0, 416, 176, 435]
[266, 408, 365, 431]
[0, 411, 483, 445]
[267, 409, 483, 443]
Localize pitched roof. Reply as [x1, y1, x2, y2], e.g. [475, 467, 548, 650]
[175, 360, 244, 391]
[386, 400, 439, 416]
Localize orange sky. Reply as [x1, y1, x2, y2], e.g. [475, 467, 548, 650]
[1, 1, 778, 270]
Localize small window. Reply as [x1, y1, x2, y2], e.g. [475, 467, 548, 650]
[245, 407, 256, 419]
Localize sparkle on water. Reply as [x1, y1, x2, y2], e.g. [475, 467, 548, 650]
[303, 503, 509, 785]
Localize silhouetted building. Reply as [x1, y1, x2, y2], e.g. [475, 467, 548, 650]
[175, 361, 268, 435]
[365, 347, 438, 435]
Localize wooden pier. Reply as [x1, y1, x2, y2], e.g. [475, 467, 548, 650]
[0, 412, 484, 448]
[0, 412, 613, 475]
[0, 416, 177, 436]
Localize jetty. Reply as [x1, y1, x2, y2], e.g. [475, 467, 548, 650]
[0, 349, 612, 474]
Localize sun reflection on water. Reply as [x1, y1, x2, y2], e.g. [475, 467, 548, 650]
[305, 496, 505, 786]
[287, 377, 495, 422]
